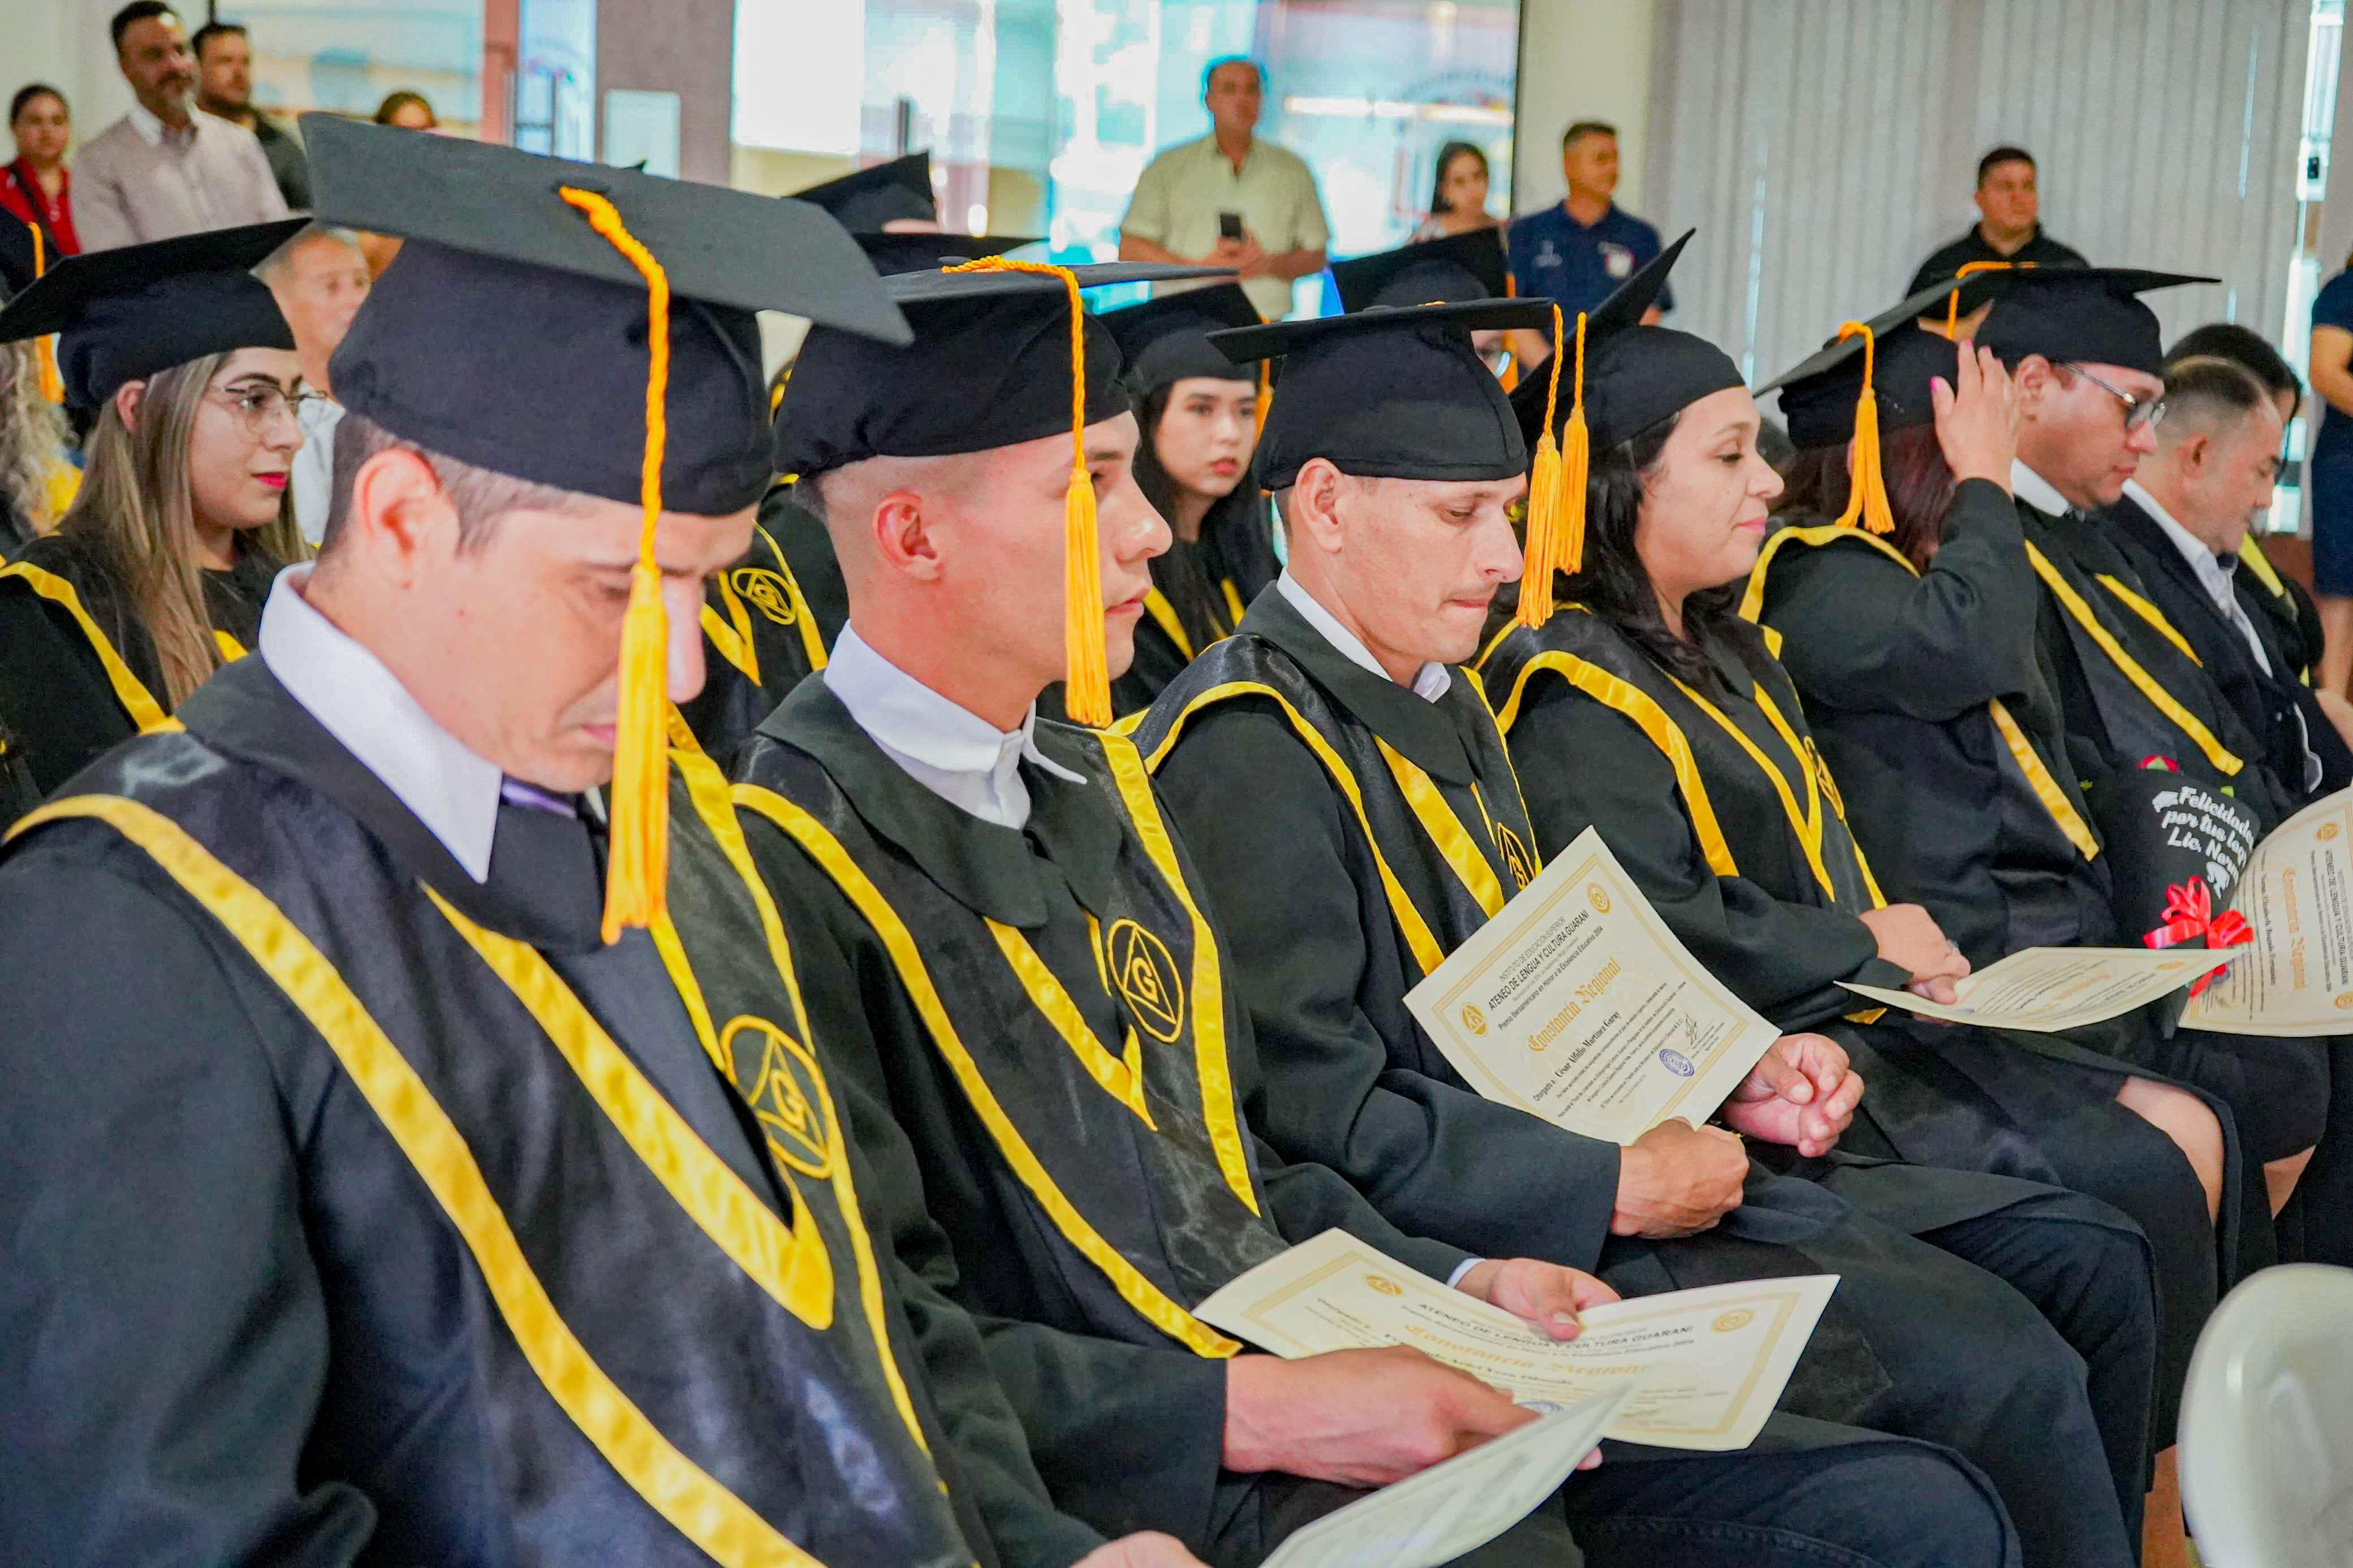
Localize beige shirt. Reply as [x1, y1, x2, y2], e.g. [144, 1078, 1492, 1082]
[72, 103, 289, 250]
[1121, 132, 1329, 320]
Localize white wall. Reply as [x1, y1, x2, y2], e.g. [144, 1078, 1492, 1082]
[1510, 0, 1656, 219]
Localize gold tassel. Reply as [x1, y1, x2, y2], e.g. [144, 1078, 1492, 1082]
[29, 222, 61, 404]
[945, 255, 1113, 725]
[1253, 360, 1272, 439]
[1940, 258, 2030, 339]
[558, 186, 674, 944]
[1830, 321, 1895, 536]
[1517, 308, 1584, 629]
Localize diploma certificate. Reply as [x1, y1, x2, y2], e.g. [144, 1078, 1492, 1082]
[1256, 1385, 1631, 1568]
[1840, 946, 2223, 1033]
[1403, 829, 1782, 1143]
[1195, 1229, 1835, 1451]
[2183, 788, 2353, 1036]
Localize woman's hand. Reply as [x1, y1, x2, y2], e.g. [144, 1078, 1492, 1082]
[1930, 340, 2019, 492]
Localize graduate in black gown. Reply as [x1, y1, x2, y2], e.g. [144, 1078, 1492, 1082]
[0, 219, 310, 827]
[1484, 267, 2223, 1457]
[0, 118, 1188, 1568]
[734, 260, 2031, 1568]
[1086, 282, 1278, 717]
[1753, 268, 2326, 1262]
[1134, 280, 2160, 1568]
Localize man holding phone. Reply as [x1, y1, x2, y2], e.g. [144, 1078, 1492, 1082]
[1119, 56, 1329, 320]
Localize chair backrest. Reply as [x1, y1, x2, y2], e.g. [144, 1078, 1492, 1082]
[2179, 1263, 2353, 1566]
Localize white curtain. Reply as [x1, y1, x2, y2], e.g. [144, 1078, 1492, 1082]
[1643, 0, 2312, 388]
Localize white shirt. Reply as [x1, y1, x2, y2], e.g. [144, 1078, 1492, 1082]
[2010, 459, 2072, 518]
[72, 104, 288, 250]
[1275, 571, 1453, 701]
[290, 396, 344, 546]
[1119, 133, 1330, 321]
[822, 625, 1086, 831]
[259, 564, 505, 880]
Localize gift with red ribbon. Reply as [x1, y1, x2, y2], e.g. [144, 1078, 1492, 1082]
[2140, 876, 2252, 996]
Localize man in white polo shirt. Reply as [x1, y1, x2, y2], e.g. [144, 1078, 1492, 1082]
[1118, 58, 1329, 321]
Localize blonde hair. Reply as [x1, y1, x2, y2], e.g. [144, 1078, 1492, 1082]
[0, 340, 70, 533]
[55, 352, 306, 706]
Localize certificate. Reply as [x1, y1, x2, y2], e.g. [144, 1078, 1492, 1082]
[2183, 788, 2353, 1036]
[1403, 828, 1782, 1143]
[1195, 1229, 1835, 1451]
[1256, 1385, 1631, 1568]
[1840, 945, 2225, 1033]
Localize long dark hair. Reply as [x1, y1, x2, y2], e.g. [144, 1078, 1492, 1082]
[1549, 412, 1738, 686]
[1772, 422, 1956, 571]
[1428, 141, 1488, 218]
[1132, 379, 1276, 650]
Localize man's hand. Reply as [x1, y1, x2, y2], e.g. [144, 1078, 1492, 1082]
[1075, 1534, 1209, 1568]
[1858, 903, 1969, 1004]
[1930, 340, 2019, 492]
[1610, 1118, 1747, 1237]
[1454, 1258, 1621, 1340]
[1720, 1033, 1863, 1157]
[1229, 232, 1271, 277]
[1223, 1347, 1535, 1486]
[1205, 234, 1251, 267]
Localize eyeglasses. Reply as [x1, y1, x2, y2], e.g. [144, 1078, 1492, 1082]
[2066, 364, 2166, 434]
[205, 383, 326, 436]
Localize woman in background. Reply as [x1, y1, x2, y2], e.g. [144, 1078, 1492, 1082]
[2, 85, 78, 257]
[1411, 141, 1499, 240]
[2305, 252, 2353, 696]
[373, 90, 437, 131]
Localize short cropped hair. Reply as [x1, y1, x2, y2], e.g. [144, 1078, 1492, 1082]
[256, 222, 365, 282]
[1203, 57, 1261, 96]
[2158, 356, 2272, 443]
[2166, 323, 2303, 403]
[1562, 120, 1617, 152]
[189, 20, 245, 58]
[1977, 146, 2035, 185]
[322, 408, 593, 555]
[110, 1, 178, 51]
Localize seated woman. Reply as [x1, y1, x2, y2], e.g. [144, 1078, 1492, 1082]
[1480, 293, 2227, 1446]
[1746, 305, 2321, 1258]
[1094, 281, 1278, 715]
[0, 221, 308, 824]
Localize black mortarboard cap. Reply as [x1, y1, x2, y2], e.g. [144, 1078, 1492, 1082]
[1760, 272, 2014, 448]
[1510, 232, 1733, 452]
[775, 261, 1227, 477]
[1976, 267, 2217, 378]
[0, 217, 302, 410]
[303, 112, 907, 517]
[1211, 297, 1557, 489]
[0, 210, 36, 300]
[1329, 228, 1509, 312]
[1100, 282, 1261, 395]
[794, 153, 938, 233]
[855, 229, 1038, 277]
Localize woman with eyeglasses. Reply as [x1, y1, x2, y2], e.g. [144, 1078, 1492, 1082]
[0, 222, 309, 825]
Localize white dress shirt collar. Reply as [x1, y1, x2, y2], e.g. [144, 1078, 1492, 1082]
[822, 624, 1087, 831]
[259, 564, 506, 880]
[1275, 571, 1452, 702]
[2010, 459, 2073, 518]
[2125, 480, 2277, 677]
[125, 100, 201, 147]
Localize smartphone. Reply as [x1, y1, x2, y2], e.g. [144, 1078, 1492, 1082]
[1218, 211, 1244, 242]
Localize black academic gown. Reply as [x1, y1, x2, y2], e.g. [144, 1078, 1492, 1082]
[0, 526, 281, 826]
[680, 487, 843, 767]
[1482, 602, 2214, 1450]
[1137, 585, 2157, 1568]
[730, 679, 1596, 1567]
[0, 656, 1102, 1568]
[2096, 491, 2353, 805]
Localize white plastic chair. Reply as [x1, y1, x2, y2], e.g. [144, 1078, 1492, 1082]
[2179, 1263, 2353, 1566]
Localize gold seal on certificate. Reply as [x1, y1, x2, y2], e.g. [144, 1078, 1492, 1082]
[2184, 787, 2353, 1036]
[1402, 828, 1782, 1143]
[1195, 1229, 1835, 1452]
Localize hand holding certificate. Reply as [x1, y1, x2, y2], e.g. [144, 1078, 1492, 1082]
[1196, 1229, 1835, 1452]
[2183, 788, 2353, 1035]
[1255, 1386, 1631, 1568]
[1403, 829, 1783, 1143]
[1839, 945, 2227, 1033]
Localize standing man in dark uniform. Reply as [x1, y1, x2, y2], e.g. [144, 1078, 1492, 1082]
[1908, 147, 2088, 295]
[0, 117, 1195, 1568]
[1506, 122, 1670, 323]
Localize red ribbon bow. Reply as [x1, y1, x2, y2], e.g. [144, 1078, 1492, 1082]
[2141, 877, 2252, 996]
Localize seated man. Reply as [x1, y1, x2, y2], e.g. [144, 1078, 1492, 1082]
[731, 261, 2037, 1568]
[1132, 294, 2160, 1568]
[0, 119, 1185, 1568]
